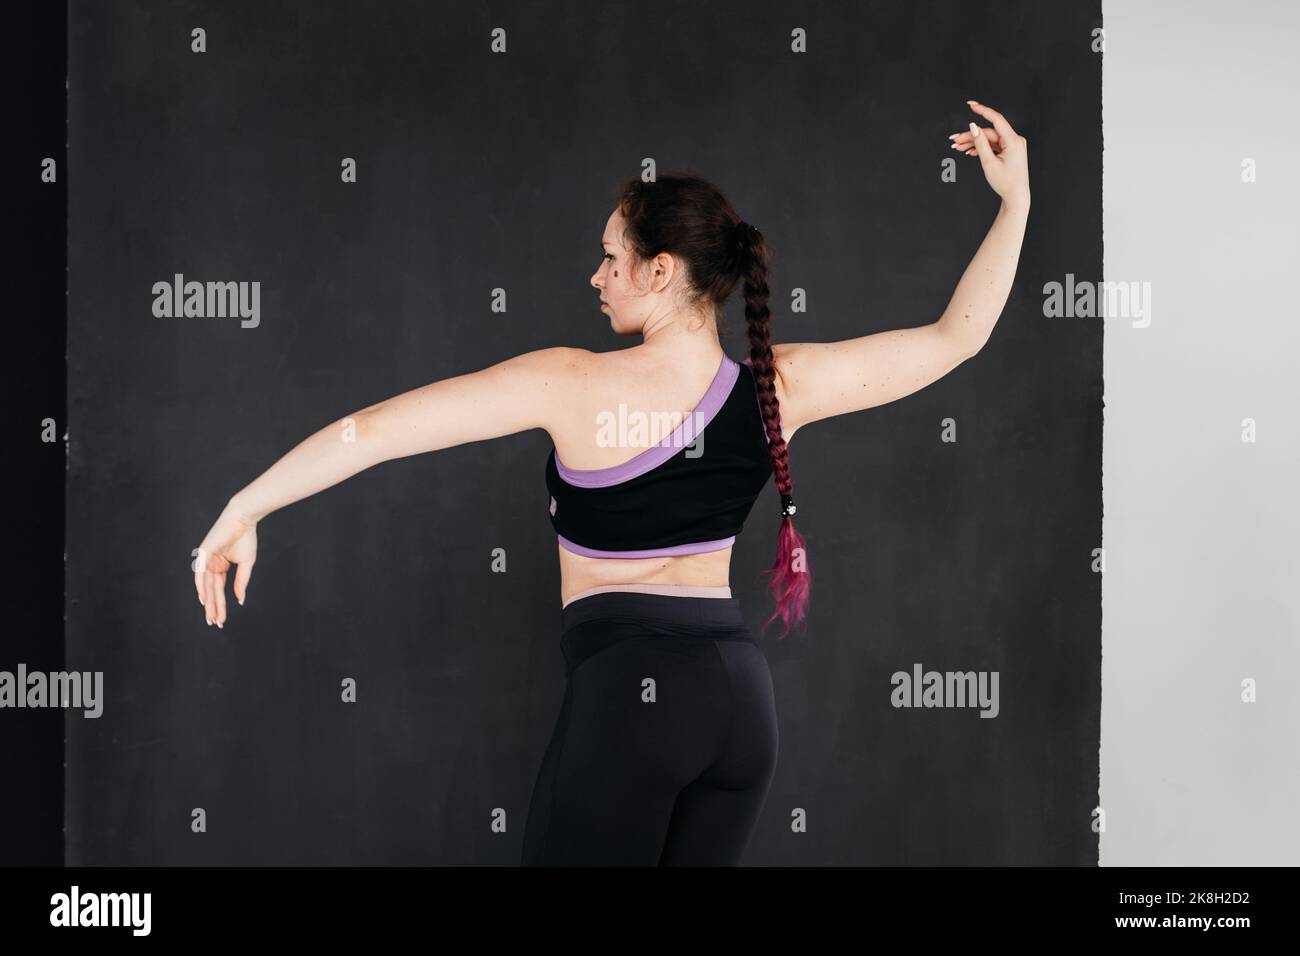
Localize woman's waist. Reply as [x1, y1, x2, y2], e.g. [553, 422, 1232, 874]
[558, 544, 733, 606]
[563, 582, 733, 608]
[559, 587, 750, 648]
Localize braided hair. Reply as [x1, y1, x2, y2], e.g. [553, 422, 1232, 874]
[614, 173, 811, 638]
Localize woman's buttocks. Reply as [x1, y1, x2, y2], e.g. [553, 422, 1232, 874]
[554, 589, 775, 792]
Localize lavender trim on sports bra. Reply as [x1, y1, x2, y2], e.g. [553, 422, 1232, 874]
[552, 354, 740, 489]
[556, 533, 737, 559]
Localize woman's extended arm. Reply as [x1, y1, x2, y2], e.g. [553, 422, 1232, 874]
[192, 346, 582, 627]
[771, 101, 1031, 440]
[227, 346, 579, 522]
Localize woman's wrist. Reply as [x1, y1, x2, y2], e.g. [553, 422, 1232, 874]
[224, 493, 262, 526]
[1000, 190, 1031, 218]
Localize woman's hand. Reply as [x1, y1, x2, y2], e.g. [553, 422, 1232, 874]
[949, 100, 1030, 209]
[192, 506, 258, 628]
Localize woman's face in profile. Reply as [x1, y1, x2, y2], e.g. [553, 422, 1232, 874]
[591, 208, 652, 335]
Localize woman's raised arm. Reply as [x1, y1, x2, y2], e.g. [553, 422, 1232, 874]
[772, 101, 1030, 439]
[192, 346, 583, 627]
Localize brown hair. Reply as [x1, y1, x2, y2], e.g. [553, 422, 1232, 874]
[613, 171, 811, 638]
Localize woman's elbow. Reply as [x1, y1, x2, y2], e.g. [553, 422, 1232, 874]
[340, 407, 403, 465]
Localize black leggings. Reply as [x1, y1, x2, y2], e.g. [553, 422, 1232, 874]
[521, 590, 779, 866]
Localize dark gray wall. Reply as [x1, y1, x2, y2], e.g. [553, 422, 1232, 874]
[67, 0, 1101, 864]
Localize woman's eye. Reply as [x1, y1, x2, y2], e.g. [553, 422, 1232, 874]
[602, 252, 613, 261]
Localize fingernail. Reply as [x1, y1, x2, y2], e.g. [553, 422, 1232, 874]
[967, 99, 978, 105]
[217, 622, 223, 630]
[969, 123, 980, 136]
[238, 598, 244, 606]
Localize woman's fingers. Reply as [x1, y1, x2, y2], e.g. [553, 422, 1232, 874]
[213, 572, 227, 628]
[232, 557, 255, 607]
[950, 127, 1002, 145]
[202, 572, 214, 626]
[950, 128, 1004, 152]
[968, 121, 997, 172]
[193, 546, 213, 608]
[194, 545, 251, 626]
[967, 100, 1018, 143]
[193, 510, 256, 627]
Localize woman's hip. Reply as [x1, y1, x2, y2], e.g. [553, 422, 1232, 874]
[558, 588, 756, 677]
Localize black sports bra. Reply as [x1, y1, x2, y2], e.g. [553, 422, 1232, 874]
[545, 354, 773, 558]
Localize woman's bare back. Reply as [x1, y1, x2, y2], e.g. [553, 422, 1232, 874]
[547, 341, 743, 604]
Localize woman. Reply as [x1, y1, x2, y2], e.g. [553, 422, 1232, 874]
[192, 101, 1029, 865]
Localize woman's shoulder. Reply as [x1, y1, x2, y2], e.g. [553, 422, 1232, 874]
[510, 345, 596, 378]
